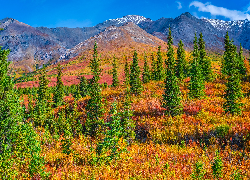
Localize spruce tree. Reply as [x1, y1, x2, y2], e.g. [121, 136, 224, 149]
[237, 44, 246, 76]
[156, 46, 164, 81]
[198, 32, 213, 81]
[176, 39, 187, 81]
[222, 32, 231, 76]
[53, 64, 64, 107]
[142, 53, 150, 84]
[34, 68, 50, 127]
[151, 53, 157, 80]
[89, 41, 101, 83]
[223, 41, 243, 115]
[85, 42, 104, 137]
[130, 50, 143, 95]
[124, 57, 130, 85]
[188, 33, 205, 99]
[0, 48, 46, 178]
[112, 55, 119, 87]
[162, 28, 183, 116]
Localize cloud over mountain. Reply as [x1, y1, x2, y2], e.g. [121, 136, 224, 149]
[190, 1, 250, 20]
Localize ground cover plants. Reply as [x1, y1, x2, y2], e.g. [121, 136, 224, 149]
[1, 30, 250, 179]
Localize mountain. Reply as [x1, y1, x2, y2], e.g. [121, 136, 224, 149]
[57, 22, 166, 62]
[138, 12, 250, 51]
[0, 18, 68, 70]
[1, 13, 250, 71]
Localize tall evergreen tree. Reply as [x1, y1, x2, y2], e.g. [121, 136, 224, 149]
[0, 48, 46, 178]
[130, 50, 143, 95]
[176, 39, 187, 81]
[156, 46, 165, 81]
[85, 42, 104, 137]
[222, 32, 231, 76]
[151, 53, 157, 80]
[112, 55, 119, 87]
[53, 64, 64, 107]
[188, 33, 205, 99]
[162, 28, 183, 116]
[124, 57, 130, 85]
[198, 32, 213, 81]
[223, 40, 243, 114]
[142, 53, 150, 84]
[237, 44, 246, 76]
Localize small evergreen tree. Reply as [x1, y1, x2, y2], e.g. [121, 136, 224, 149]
[53, 64, 64, 107]
[130, 50, 143, 95]
[89, 41, 101, 83]
[162, 28, 183, 116]
[85, 42, 104, 137]
[176, 39, 187, 81]
[156, 46, 165, 81]
[237, 44, 246, 76]
[124, 57, 130, 85]
[198, 32, 213, 81]
[112, 55, 119, 87]
[142, 53, 150, 84]
[188, 33, 205, 99]
[151, 53, 157, 80]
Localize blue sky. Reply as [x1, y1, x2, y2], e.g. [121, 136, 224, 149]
[1, 0, 250, 28]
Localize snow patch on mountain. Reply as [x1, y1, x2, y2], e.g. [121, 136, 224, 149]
[202, 18, 248, 31]
[103, 15, 150, 25]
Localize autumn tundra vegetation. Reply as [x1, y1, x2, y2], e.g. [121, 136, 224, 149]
[1, 28, 250, 179]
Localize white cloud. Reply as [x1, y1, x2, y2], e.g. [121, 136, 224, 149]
[189, 1, 250, 20]
[176, 1, 182, 10]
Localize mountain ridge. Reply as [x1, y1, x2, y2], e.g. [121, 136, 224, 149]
[1, 12, 250, 71]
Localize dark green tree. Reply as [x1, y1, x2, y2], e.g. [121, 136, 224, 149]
[124, 57, 130, 85]
[0, 48, 46, 178]
[156, 46, 165, 81]
[198, 32, 213, 81]
[85, 42, 104, 137]
[53, 64, 64, 107]
[176, 39, 187, 81]
[188, 33, 205, 99]
[222, 32, 232, 76]
[151, 53, 157, 80]
[237, 44, 246, 76]
[112, 55, 119, 87]
[142, 53, 150, 84]
[223, 42, 243, 115]
[34, 68, 50, 127]
[162, 28, 183, 116]
[130, 50, 143, 95]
